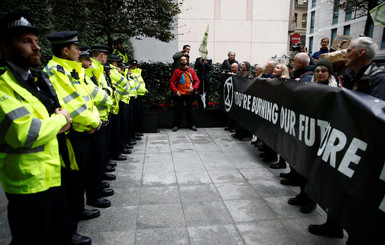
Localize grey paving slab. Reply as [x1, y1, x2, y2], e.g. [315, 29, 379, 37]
[172, 152, 201, 162]
[238, 167, 278, 182]
[183, 201, 234, 226]
[109, 187, 140, 207]
[248, 180, 297, 198]
[145, 145, 172, 154]
[237, 220, 297, 245]
[188, 224, 245, 245]
[79, 206, 137, 232]
[208, 169, 246, 183]
[263, 196, 322, 219]
[143, 161, 175, 174]
[225, 199, 277, 222]
[142, 173, 177, 186]
[139, 186, 180, 205]
[137, 203, 185, 229]
[215, 182, 260, 200]
[111, 173, 142, 188]
[82, 230, 135, 245]
[144, 153, 173, 163]
[171, 143, 196, 152]
[135, 227, 189, 245]
[173, 161, 206, 172]
[176, 171, 212, 185]
[202, 159, 236, 170]
[179, 184, 222, 203]
[116, 161, 144, 173]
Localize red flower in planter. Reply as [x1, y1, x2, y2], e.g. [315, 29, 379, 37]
[214, 102, 219, 105]
[192, 102, 198, 106]
[208, 102, 214, 106]
[158, 103, 165, 107]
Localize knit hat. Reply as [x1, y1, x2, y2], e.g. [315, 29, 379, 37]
[314, 58, 333, 74]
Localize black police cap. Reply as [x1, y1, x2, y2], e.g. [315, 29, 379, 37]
[47, 31, 79, 45]
[112, 38, 123, 45]
[107, 54, 122, 62]
[79, 46, 91, 58]
[129, 60, 138, 66]
[91, 45, 111, 54]
[0, 12, 36, 38]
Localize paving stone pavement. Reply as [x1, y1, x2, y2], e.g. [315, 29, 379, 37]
[0, 128, 349, 245]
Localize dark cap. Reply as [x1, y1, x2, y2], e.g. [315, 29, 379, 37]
[91, 45, 111, 54]
[243, 61, 251, 71]
[107, 54, 122, 62]
[0, 12, 36, 38]
[112, 38, 123, 45]
[129, 60, 138, 66]
[47, 31, 79, 45]
[79, 46, 90, 58]
[314, 58, 333, 74]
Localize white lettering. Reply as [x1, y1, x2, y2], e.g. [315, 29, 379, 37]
[338, 138, 367, 177]
[321, 128, 347, 168]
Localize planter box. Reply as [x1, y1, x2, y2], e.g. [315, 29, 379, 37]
[141, 108, 227, 133]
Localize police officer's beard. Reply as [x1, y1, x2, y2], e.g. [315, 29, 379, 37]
[12, 49, 42, 68]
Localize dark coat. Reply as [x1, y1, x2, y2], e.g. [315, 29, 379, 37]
[194, 57, 212, 82]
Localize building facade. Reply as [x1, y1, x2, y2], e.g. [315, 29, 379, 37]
[131, 0, 293, 65]
[306, 0, 385, 57]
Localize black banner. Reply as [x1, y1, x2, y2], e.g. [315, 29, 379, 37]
[220, 74, 385, 243]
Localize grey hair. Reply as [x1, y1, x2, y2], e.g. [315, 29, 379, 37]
[267, 60, 278, 68]
[355, 37, 378, 61]
[296, 52, 310, 66]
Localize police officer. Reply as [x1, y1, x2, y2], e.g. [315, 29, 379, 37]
[44, 31, 103, 240]
[112, 38, 129, 63]
[0, 12, 90, 245]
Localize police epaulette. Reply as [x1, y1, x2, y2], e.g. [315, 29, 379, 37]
[57, 65, 65, 74]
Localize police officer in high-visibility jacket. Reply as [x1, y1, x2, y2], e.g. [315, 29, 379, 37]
[112, 38, 129, 64]
[78, 47, 115, 211]
[0, 12, 89, 245]
[90, 45, 120, 179]
[129, 59, 147, 138]
[44, 31, 104, 238]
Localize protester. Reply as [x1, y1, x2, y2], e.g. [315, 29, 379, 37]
[170, 55, 200, 131]
[311, 37, 330, 62]
[194, 50, 212, 109]
[271, 63, 290, 79]
[172, 44, 190, 72]
[261, 60, 278, 78]
[220, 51, 239, 74]
[254, 64, 264, 78]
[239, 61, 252, 79]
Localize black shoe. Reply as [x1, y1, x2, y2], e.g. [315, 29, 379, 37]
[270, 161, 286, 169]
[129, 138, 137, 144]
[224, 127, 231, 131]
[121, 148, 132, 154]
[105, 165, 115, 172]
[124, 144, 134, 149]
[136, 132, 144, 137]
[308, 224, 344, 238]
[80, 209, 100, 220]
[87, 197, 111, 208]
[134, 135, 142, 140]
[110, 154, 127, 161]
[300, 200, 317, 213]
[263, 156, 278, 162]
[172, 126, 178, 132]
[103, 173, 116, 181]
[107, 160, 117, 167]
[288, 194, 305, 206]
[101, 188, 114, 197]
[69, 233, 92, 245]
[100, 181, 110, 189]
[259, 152, 272, 158]
[279, 172, 292, 178]
[191, 125, 197, 131]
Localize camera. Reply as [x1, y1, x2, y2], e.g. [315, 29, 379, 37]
[292, 42, 304, 52]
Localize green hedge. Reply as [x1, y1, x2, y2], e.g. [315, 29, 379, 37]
[140, 62, 224, 110]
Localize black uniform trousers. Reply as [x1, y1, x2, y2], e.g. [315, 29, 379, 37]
[86, 125, 106, 201]
[133, 96, 143, 134]
[66, 131, 91, 221]
[109, 112, 121, 158]
[104, 116, 112, 162]
[6, 185, 70, 245]
[173, 94, 195, 127]
[119, 101, 129, 146]
[127, 100, 135, 139]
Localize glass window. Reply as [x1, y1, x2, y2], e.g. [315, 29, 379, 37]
[310, 11, 315, 33]
[312, 0, 316, 8]
[331, 28, 337, 44]
[345, 0, 353, 21]
[309, 37, 313, 55]
[302, 13, 307, 28]
[344, 25, 350, 36]
[295, 13, 298, 27]
[333, 0, 340, 25]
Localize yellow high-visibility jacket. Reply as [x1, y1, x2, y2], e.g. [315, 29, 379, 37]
[0, 67, 66, 194]
[131, 68, 147, 96]
[109, 65, 130, 104]
[44, 56, 100, 132]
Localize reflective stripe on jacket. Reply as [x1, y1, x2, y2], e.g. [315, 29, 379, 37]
[0, 68, 66, 194]
[44, 56, 100, 132]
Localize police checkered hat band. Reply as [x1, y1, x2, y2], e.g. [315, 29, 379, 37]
[49, 36, 79, 45]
